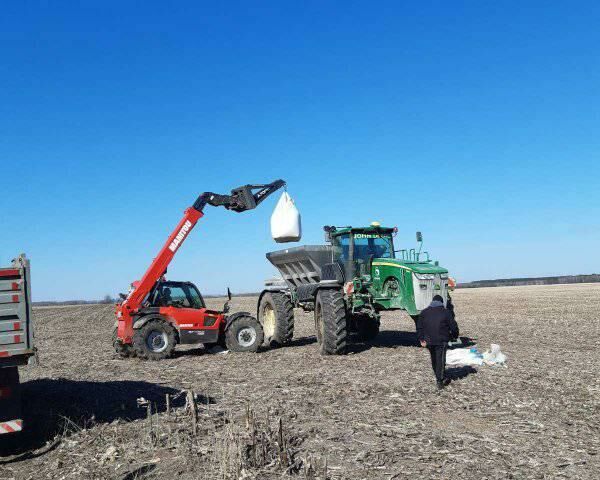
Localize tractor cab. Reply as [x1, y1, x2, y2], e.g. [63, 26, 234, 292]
[325, 223, 397, 280]
[323, 224, 450, 315]
[147, 281, 207, 309]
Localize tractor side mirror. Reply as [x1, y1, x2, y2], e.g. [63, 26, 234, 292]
[223, 288, 232, 313]
[416, 231, 423, 242]
[323, 226, 333, 243]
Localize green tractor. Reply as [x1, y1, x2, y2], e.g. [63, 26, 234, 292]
[258, 223, 451, 355]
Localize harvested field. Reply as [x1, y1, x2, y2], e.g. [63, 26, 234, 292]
[1, 284, 599, 479]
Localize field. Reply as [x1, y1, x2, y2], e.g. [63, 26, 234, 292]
[1, 284, 599, 479]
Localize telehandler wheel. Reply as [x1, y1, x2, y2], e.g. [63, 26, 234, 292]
[132, 318, 177, 360]
[355, 316, 380, 341]
[225, 315, 264, 353]
[112, 327, 135, 358]
[315, 289, 348, 355]
[259, 292, 294, 346]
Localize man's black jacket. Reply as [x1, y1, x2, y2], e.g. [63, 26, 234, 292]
[417, 301, 459, 345]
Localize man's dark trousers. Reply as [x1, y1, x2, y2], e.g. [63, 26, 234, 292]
[417, 299, 458, 386]
[427, 344, 447, 383]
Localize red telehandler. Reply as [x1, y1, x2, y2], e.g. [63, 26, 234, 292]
[113, 180, 285, 360]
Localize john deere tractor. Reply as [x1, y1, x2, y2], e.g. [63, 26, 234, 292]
[258, 223, 450, 355]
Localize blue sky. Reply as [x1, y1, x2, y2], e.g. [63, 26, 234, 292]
[1, 2, 598, 301]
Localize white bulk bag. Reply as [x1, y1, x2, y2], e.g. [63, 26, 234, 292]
[270, 192, 301, 243]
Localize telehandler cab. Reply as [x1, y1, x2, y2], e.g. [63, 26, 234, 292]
[113, 180, 285, 360]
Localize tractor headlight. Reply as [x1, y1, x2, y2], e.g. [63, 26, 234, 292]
[414, 273, 435, 280]
[440, 273, 449, 280]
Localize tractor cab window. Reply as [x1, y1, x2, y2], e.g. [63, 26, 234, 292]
[168, 286, 189, 307]
[151, 283, 205, 309]
[353, 234, 394, 261]
[185, 284, 206, 309]
[332, 232, 394, 278]
[332, 234, 350, 262]
[332, 233, 353, 280]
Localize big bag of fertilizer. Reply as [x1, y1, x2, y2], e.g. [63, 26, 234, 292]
[271, 191, 301, 243]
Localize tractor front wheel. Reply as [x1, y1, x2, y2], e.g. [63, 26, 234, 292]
[315, 289, 348, 355]
[225, 315, 264, 353]
[259, 292, 294, 346]
[113, 327, 135, 358]
[133, 318, 177, 360]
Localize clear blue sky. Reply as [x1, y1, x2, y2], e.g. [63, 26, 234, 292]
[1, 2, 598, 301]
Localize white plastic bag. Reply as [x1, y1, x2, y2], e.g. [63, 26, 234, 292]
[446, 344, 507, 367]
[482, 344, 507, 366]
[270, 192, 302, 243]
[446, 347, 484, 366]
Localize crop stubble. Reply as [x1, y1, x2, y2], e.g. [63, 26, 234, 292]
[0, 283, 598, 479]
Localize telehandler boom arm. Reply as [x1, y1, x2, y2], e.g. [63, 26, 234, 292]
[116, 180, 285, 343]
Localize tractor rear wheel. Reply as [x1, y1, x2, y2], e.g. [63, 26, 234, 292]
[355, 315, 380, 341]
[315, 289, 348, 355]
[132, 318, 177, 360]
[259, 292, 294, 346]
[225, 315, 264, 353]
[112, 326, 135, 358]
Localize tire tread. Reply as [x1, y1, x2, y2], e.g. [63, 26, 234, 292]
[318, 289, 348, 355]
[132, 318, 177, 361]
[266, 292, 294, 344]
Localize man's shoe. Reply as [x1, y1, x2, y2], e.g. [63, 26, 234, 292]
[443, 378, 451, 386]
[437, 381, 444, 390]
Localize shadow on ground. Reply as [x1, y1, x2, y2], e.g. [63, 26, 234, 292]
[0, 378, 190, 459]
[277, 335, 318, 349]
[349, 330, 420, 353]
[446, 365, 478, 380]
[350, 333, 478, 354]
[449, 336, 477, 349]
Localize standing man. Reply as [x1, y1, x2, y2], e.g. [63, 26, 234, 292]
[417, 294, 460, 390]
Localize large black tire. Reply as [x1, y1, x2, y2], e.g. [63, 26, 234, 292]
[112, 326, 135, 358]
[314, 289, 348, 355]
[355, 316, 380, 341]
[225, 315, 265, 353]
[259, 292, 294, 346]
[132, 318, 177, 360]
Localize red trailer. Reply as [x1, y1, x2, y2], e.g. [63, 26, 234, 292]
[0, 254, 35, 435]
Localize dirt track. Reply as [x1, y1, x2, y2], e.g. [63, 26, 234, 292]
[1, 284, 599, 479]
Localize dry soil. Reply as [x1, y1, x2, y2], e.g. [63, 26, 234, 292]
[1, 284, 599, 479]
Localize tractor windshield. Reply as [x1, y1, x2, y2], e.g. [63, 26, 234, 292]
[149, 282, 206, 309]
[332, 232, 394, 279]
[353, 233, 394, 260]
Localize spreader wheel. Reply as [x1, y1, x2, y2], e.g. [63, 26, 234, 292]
[225, 315, 264, 353]
[132, 318, 177, 360]
[259, 292, 294, 346]
[112, 327, 135, 358]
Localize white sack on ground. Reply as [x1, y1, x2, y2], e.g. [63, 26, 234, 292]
[446, 344, 507, 367]
[482, 344, 507, 365]
[446, 347, 484, 366]
[271, 192, 301, 243]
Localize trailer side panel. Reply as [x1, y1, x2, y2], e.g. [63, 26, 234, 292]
[0, 256, 34, 365]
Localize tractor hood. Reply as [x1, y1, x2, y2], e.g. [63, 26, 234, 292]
[371, 258, 448, 275]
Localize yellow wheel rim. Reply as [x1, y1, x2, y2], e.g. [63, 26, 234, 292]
[263, 304, 276, 338]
